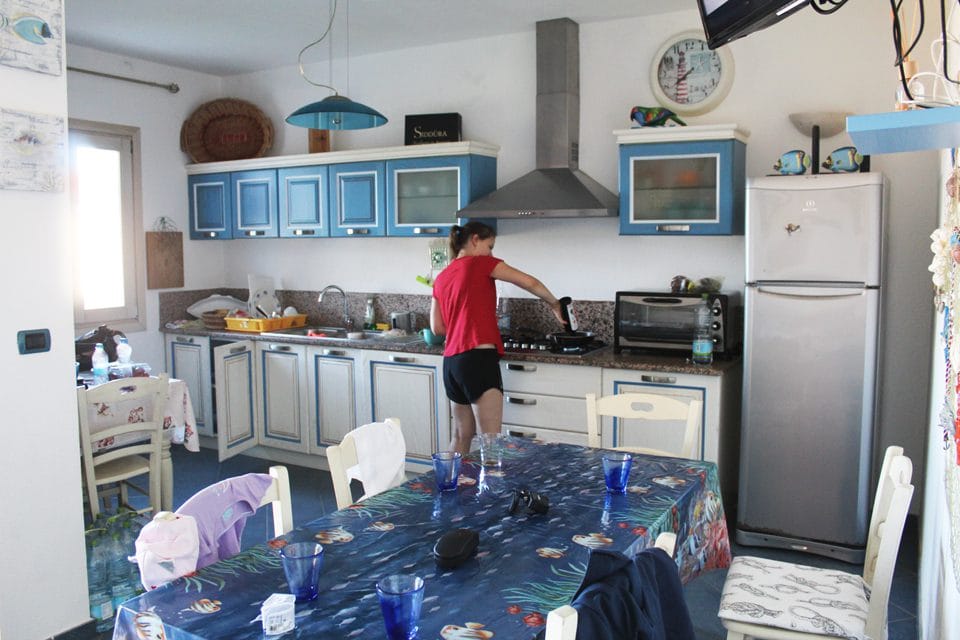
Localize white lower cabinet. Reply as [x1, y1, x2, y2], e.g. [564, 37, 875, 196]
[213, 340, 259, 461]
[256, 342, 309, 453]
[306, 345, 363, 452]
[164, 334, 213, 437]
[500, 360, 602, 446]
[362, 349, 449, 471]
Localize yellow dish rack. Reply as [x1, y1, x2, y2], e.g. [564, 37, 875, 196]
[223, 314, 307, 333]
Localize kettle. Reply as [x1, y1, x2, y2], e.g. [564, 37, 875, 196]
[389, 311, 417, 332]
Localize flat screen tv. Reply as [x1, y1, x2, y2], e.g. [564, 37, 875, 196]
[698, 0, 810, 49]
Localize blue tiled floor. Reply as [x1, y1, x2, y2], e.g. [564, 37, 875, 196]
[94, 446, 918, 639]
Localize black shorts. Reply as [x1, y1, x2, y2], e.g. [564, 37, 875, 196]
[442, 349, 503, 405]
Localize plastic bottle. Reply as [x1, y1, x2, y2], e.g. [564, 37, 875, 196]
[692, 295, 714, 366]
[108, 531, 137, 610]
[364, 298, 376, 330]
[91, 343, 109, 385]
[86, 535, 115, 632]
[116, 337, 132, 363]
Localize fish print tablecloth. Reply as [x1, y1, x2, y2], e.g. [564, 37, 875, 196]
[112, 439, 730, 639]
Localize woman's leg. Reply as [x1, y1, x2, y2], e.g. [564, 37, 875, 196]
[473, 387, 504, 436]
[450, 401, 477, 454]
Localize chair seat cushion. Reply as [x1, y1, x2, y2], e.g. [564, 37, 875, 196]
[718, 555, 869, 639]
[95, 455, 151, 484]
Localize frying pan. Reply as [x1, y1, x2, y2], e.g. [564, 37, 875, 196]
[546, 330, 597, 347]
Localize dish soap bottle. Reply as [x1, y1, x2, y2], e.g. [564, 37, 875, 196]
[692, 295, 714, 366]
[364, 298, 376, 330]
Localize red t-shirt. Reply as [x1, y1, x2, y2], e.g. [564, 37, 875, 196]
[432, 255, 504, 356]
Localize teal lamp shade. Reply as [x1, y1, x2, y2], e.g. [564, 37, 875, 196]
[286, 94, 387, 130]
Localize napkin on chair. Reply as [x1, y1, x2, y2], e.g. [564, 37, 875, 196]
[346, 418, 407, 500]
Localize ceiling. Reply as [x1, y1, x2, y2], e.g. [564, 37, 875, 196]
[64, 0, 682, 76]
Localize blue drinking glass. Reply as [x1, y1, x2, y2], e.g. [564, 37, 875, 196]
[376, 574, 425, 640]
[432, 451, 462, 492]
[602, 452, 633, 494]
[279, 542, 324, 602]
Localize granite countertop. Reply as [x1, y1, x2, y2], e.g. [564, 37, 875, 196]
[163, 326, 738, 376]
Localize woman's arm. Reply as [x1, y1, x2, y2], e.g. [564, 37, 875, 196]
[430, 297, 446, 335]
[491, 262, 565, 325]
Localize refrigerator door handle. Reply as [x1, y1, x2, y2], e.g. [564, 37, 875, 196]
[754, 284, 868, 299]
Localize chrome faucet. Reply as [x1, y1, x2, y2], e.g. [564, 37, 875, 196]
[318, 285, 353, 328]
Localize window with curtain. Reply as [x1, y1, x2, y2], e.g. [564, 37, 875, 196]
[69, 120, 145, 331]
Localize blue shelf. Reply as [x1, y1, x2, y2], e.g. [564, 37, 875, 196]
[847, 106, 960, 154]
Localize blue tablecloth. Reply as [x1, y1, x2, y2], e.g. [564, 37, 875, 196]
[112, 439, 731, 639]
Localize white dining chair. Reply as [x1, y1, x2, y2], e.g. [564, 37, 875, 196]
[586, 392, 702, 459]
[78, 373, 170, 518]
[327, 417, 405, 510]
[544, 531, 678, 640]
[260, 465, 294, 536]
[717, 445, 914, 640]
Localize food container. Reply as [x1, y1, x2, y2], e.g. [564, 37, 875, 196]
[224, 314, 307, 333]
[201, 309, 229, 330]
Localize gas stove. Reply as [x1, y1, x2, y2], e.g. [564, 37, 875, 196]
[501, 332, 607, 357]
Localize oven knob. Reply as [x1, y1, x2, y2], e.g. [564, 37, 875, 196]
[520, 342, 530, 350]
[537, 343, 549, 351]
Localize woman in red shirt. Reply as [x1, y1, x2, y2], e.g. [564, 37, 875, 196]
[430, 221, 564, 454]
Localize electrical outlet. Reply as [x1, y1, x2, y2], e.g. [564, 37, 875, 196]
[430, 245, 448, 270]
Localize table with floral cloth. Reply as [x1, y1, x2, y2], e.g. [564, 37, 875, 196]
[112, 438, 730, 640]
[81, 376, 199, 511]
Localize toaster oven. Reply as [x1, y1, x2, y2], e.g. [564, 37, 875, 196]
[614, 291, 740, 356]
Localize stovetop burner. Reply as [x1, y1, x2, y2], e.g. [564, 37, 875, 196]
[501, 331, 607, 357]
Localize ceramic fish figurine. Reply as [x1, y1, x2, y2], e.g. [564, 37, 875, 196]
[822, 146, 863, 172]
[773, 150, 811, 175]
[630, 106, 686, 127]
[0, 14, 53, 45]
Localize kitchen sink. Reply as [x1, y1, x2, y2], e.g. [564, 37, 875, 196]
[261, 326, 423, 345]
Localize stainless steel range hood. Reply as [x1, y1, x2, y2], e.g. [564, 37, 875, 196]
[458, 18, 618, 219]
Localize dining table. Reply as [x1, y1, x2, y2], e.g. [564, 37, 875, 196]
[111, 438, 731, 639]
[80, 374, 200, 511]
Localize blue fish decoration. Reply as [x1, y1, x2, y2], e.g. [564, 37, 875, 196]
[822, 146, 863, 172]
[0, 14, 53, 45]
[630, 106, 686, 127]
[773, 150, 810, 175]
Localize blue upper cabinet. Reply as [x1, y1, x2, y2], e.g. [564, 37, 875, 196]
[188, 173, 232, 239]
[330, 161, 386, 237]
[615, 125, 747, 236]
[231, 169, 278, 238]
[279, 166, 329, 238]
[386, 154, 496, 237]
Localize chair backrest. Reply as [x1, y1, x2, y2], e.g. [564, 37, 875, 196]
[260, 465, 294, 536]
[544, 532, 677, 640]
[586, 392, 701, 459]
[326, 417, 405, 510]
[862, 445, 913, 640]
[77, 374, 170, 514]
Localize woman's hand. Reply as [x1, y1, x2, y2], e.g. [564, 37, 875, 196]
[550, 300, 565, 326]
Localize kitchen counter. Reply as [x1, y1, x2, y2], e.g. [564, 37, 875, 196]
[162, 326, 738, 376]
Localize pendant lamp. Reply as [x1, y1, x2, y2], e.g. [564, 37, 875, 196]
[286, 0, 387, 130]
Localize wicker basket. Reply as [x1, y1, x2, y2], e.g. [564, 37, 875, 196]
[180, 98, 274, 163]
[201, 309, 229, 330]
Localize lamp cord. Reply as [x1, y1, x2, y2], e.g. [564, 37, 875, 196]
[296, 0, 338, 93]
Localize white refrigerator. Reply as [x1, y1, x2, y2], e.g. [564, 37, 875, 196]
[739, 172, 885, 563]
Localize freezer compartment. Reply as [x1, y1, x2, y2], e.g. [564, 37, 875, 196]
[738, 284, 878, 551]
[746, 173, 883, 285]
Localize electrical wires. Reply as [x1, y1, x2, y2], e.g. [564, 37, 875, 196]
[811, 0, 851, 16]
[890, 0, 960, 107]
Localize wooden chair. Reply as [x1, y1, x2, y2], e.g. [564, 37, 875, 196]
[260, 465, 294, 536]
[586, 392, 702, 459]
[327, 417, 405, 510]
[78, 374, 170, 518]
[544, 532, 678, 640]
[718, 445, 914, 640]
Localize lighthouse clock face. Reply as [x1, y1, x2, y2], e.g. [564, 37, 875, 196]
[650, 31, 734, 116]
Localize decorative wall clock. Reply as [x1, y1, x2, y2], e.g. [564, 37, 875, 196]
[650, 30, 734, 116]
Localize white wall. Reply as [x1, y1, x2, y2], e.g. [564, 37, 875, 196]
[0, 51, 89, 640]
[66, 5, 935, 508]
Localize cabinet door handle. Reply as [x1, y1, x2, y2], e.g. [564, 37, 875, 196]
[508, 429, 537, 439]
[656, 224, 690, 232]
[229, 346, 246, 355]
[641, 374, 676, 384]
[245, 230, 266, 237]
[268, 344, 292, 352]
[506, 363, 537, 372]
[413, 227, 440, 234]
[346, 228, 369, 235]
[505, 395, 537, 405]
[391, 356, 416, 363]
[207, 231, 218, 238]
[322, 349, 346, 356]
[293, 229, 316, 236]
[175, 337, 195, 344]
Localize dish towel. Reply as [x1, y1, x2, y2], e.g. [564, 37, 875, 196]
[175, 472, 274, 569]
[134, 511, 200, 591]
[346, 418, 407, 500]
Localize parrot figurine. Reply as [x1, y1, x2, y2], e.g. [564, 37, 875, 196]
[630, 106, 686, 127]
